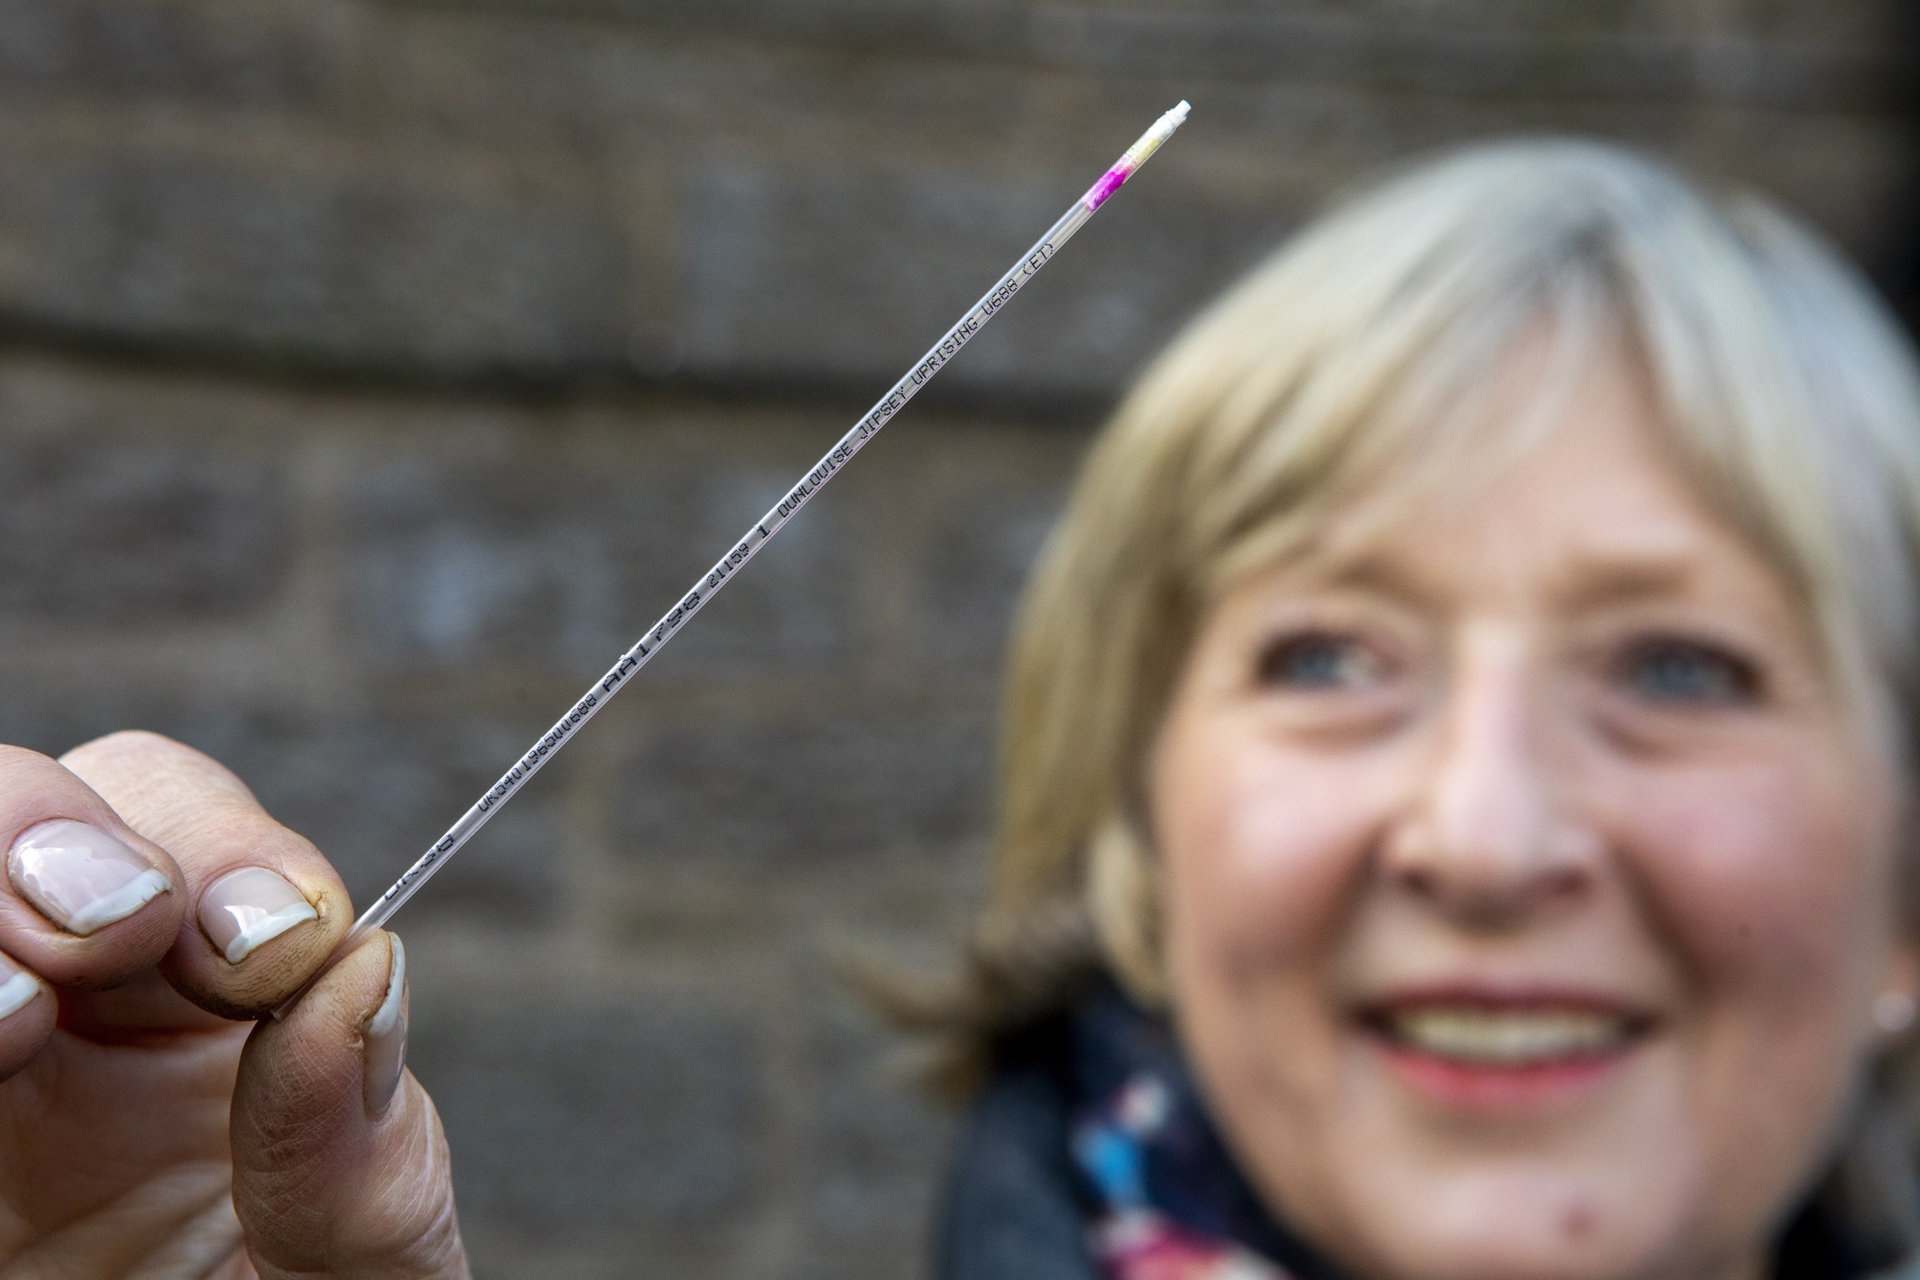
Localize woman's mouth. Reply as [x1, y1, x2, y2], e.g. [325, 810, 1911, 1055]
[1359, 995, 1653, 1109]
[1383, 1005, 1634, 1063]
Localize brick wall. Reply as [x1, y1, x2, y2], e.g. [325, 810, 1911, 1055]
[0, 3, 1911, 1277]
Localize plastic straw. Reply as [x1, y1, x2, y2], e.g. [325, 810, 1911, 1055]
[273, 99, 1189, 1017]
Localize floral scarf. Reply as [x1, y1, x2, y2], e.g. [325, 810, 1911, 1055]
[1074, 1069, 1288, 1280]
[1065, 985, 1338, 1280]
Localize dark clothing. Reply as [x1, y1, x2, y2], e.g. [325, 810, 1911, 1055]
[936, 983, 1881, 1280]
[936, 1048, 1100, 1280]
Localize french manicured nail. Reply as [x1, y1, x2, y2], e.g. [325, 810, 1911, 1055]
[363, 935, 409, 1120]
[0, 955, 40, 1021]
[7, 820, 172, 936]
[199, 867, 319, 964]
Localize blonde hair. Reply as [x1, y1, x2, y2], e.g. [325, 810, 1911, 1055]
[887, 136, 1920, 1257]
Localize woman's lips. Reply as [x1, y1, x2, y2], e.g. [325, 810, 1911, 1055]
[1357, 989, 1655, 1110]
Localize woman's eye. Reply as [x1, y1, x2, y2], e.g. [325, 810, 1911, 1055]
[1255, 631, 1384, 690]
[1616, 637, 1759, 706]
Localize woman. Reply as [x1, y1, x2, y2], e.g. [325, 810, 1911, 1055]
[2, 137, 1917, 1280]
[921, 139, 1920, 1280]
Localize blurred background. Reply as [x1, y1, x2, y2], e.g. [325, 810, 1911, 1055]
[0, 2, 1914, 1277]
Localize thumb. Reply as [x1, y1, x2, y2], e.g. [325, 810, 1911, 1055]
[231, 933, 468, 1280]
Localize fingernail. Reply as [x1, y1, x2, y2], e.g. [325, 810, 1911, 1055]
[363, 935, 408, 1120]
[8, 820, 172, 936]
[199, 867, 319, 964]
[0, 955, 40, 1021]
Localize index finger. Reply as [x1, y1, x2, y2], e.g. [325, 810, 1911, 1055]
[60, 732, 354, 1019]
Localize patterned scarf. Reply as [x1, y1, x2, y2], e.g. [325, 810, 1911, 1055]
[1065, 985, 1337, 1280]
[1074, 1070, 1287, 1280]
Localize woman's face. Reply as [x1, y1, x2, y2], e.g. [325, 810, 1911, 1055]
[1149, 343, 1918, 1280]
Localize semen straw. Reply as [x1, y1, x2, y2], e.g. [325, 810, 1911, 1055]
[274, 99, 1189, 1017]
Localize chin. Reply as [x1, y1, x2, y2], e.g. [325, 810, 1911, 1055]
[1360, 1199, 1668, 1280]
[1294, 1154, 1733, 1280]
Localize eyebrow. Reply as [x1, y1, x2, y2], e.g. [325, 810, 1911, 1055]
[1547, 554, 1701, 610]
[1302, 554, 1444, 607]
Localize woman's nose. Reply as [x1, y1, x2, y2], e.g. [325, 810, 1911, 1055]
[1382, 633, 1593, 927]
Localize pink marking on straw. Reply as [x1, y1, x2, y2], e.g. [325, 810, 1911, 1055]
[1082, 162, 1135, 211]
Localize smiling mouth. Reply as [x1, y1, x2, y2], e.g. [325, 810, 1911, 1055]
[1365, 1004, 1650, 1069]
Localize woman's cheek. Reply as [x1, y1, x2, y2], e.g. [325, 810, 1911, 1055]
[1159, 723, 1395, 988]
[1603, 753, 1892, 1027]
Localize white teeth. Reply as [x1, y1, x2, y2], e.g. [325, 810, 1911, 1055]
[1385, 1008, 1630, 1064]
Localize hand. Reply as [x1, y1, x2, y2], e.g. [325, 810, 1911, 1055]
[0, 731, 468, 1279]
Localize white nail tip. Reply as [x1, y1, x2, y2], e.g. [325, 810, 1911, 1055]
[222, 899, 321, 964]
[363, 936, 409, 1119]
[0, 971, 40, 1020]
[62, 869, 172, 937]
[368, 936, 406, 1037]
